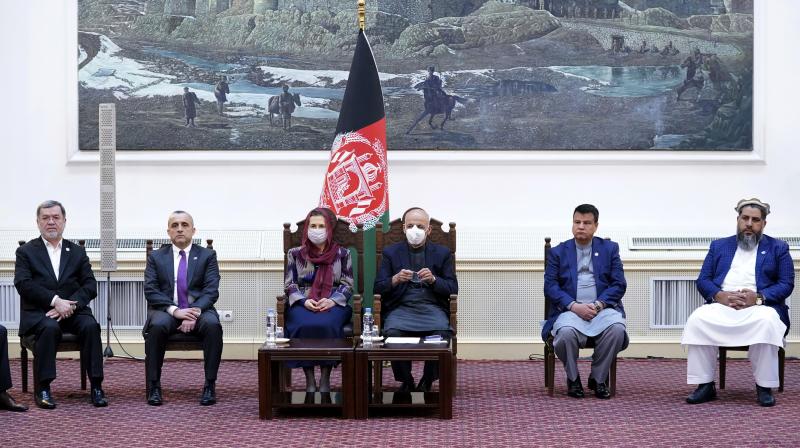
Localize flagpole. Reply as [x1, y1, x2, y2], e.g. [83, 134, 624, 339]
[358, 0, 366, 30]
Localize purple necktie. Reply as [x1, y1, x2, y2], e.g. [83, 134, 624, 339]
[177, 250, 189, 309]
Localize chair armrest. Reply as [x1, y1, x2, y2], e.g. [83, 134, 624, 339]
[449, 294, 458, 335]
[373, 294, 382, 329]
[352, 294, 363, 337]
[276, 295, 286, 328]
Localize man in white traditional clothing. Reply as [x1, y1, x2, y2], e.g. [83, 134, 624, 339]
[683, 198, 794, 407]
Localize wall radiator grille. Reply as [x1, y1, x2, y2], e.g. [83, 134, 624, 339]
[649, 277, 705, 328]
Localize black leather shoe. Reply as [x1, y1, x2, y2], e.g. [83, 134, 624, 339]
[593, 382, 611, 399]
[686, 382, 717, 404]
[398, 381, 415, 393]
[35, 389, 56, 410]
[756, 385, 775, 407]
[416, 378, 433, 392]
[90, 387, 108, 407]
[567, 377, 584, 398]
[0, 391, 28, 412]
[147, 386, 163, 406]
[200, 382, 216, 406]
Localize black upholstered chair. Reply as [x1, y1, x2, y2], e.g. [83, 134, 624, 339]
[543, 237, 618, 397]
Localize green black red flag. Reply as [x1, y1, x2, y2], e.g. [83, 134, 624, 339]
[319, 29, 388, 231]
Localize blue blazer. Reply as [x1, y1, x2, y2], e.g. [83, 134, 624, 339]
[374, 241, 458, 318]
[542, 237, 627, 340]
[696, 235, 794, 330]
[144, 244, 220, 313]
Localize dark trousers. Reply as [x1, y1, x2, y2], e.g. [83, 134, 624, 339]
[384, 329, 452, 384]
[144, 309, 223, 385]
[27, 313, 104, 386]
[1, 325, 12, 391]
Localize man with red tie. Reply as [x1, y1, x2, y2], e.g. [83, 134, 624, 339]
[143, 211, 222, 406]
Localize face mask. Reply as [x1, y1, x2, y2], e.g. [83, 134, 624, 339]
[307, 228, 328, 245]
[405, 225, 426, 246]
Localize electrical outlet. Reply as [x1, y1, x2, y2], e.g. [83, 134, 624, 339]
[218, 310, 234, 322]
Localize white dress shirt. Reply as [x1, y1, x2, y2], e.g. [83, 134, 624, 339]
[43, 237, 63, 306]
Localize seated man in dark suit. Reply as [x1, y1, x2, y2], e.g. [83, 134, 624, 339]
[374, 207, 458, 392]
[14, 200, 107, 409]
[0, 324, 27, 411]
[543, 204, 628, 399]
[144, 210, 222, 406]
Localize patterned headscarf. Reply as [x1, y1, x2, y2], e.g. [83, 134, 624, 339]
[300, 207, 341, 301]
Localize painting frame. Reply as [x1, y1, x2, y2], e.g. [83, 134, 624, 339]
[67, 0, 766, 166]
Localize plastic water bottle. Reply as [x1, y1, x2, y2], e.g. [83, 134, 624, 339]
[266, 308, 276, 345]
[363, 308, 374, 345]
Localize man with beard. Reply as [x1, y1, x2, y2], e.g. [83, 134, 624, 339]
[682, 198, 794, 407]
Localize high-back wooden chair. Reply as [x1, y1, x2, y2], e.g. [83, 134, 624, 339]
[143, 239, 214, 382]
[276, 218, 364, 337]
[19, 240, 88, 394]
[374, 218, 458, 394]
[543, 237, 618, 397]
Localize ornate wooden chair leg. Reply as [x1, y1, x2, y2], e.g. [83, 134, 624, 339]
[80, 354, 87, 390]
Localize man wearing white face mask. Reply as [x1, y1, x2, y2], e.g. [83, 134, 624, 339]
[374, 207, 458, 392]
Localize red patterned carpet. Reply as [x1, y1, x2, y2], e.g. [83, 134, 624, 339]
[1, 357, 798, 447]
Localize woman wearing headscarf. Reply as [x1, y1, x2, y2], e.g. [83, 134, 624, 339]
[284, 207, 353, 392]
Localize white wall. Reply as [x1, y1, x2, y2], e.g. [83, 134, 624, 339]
[1, 1, 799, 238]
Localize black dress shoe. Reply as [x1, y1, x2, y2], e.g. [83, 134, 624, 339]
[593, 382, 611, 399]
[35, 389, 56, 410]
[200, 382, 216, 406]
[567, 377, 584, 398]
[398, 381, 415, 393]
[686, 382, 717, 404]
[416, 378, 433, 392]
[0, 391, 28, 412]
[756, 385, 775, 407]
[147, 386, 163, 406]
[91, 387, 108, 407]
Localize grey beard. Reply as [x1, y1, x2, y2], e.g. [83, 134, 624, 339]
[736, 231, 761, 250]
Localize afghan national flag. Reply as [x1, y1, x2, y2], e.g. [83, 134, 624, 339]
[319, 29, 389, 232]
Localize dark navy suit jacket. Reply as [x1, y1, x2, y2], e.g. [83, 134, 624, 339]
[696, 235, 794, 331]
[542, 237, 627, 341]
[144, 244, 220, 313]
[373, 241, 458, 319]
[14, 238, 97, 336]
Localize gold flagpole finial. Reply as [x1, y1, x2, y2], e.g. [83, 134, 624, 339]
[358, 0, 366, 30]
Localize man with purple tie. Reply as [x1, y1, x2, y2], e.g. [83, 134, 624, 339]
[143, 211, 222, 406]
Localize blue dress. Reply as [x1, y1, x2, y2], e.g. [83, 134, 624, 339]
[284, 246, 353, 368]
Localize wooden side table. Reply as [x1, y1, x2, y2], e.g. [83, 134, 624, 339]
[258, 338, 355, 419]
[354, 340, 453, 419]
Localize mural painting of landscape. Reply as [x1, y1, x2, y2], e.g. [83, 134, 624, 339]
[79, 0, 754, 150]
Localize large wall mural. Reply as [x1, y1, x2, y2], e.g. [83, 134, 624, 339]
[78, 0, 754, 150]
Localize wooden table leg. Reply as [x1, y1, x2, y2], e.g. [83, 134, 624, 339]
[258, 351, 272, 420]
[354, 351, 367, 419]
[438, 351, 452, 419]
[342, 351, 355, 419]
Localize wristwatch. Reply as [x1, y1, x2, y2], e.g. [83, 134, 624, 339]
[594, 301, 603, 312]
[755, 293, 764, 306]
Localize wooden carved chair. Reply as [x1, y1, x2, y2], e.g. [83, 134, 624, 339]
[275, 218, 364, 389]
[19, 240, 88, 394]
[373, 218, 458, 395]
[543, 237, 618, 397]
[143, 239, 214, 389]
